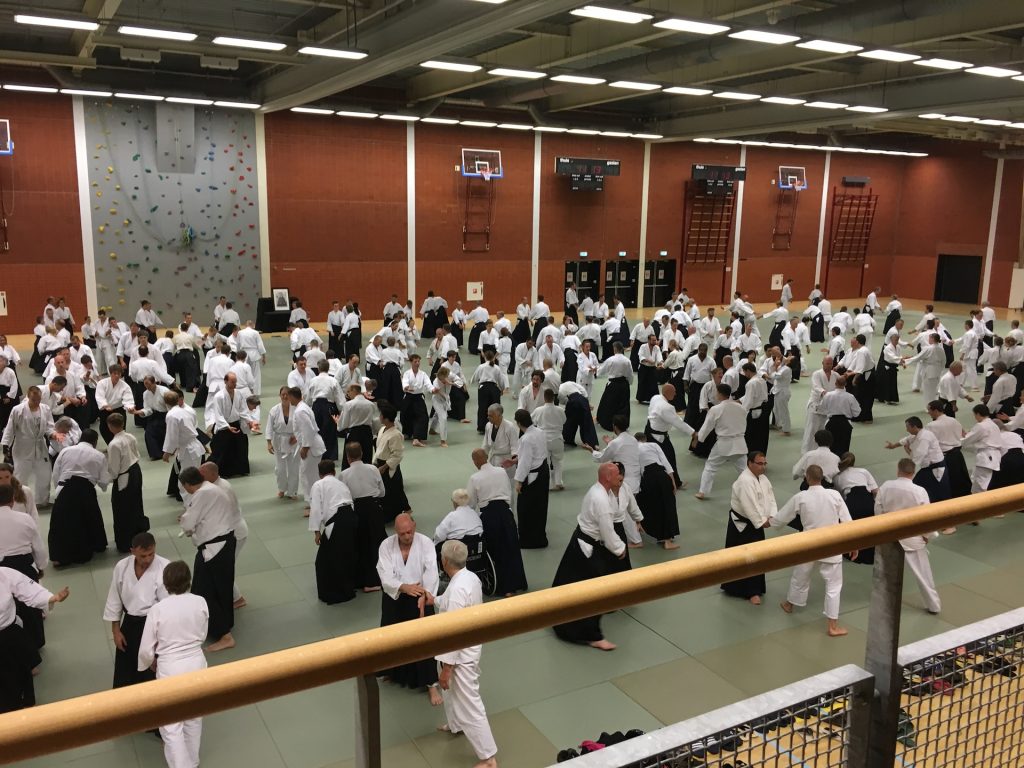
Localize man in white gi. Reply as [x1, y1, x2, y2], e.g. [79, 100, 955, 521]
[428, 539, 499, 768]
[721, 452, 777, 604]
[433, 490, 484, 544]
[962, 404, 1005, 494]
[801, 357, 838, 452]
[875, 459, 941, 614]
[1, 387, 56, 507]
[903, 333, 946, 408]
[236, 321, 267, 395]
[533, 389, 567, 490]
[937, 361, 973, 417]
[162, 391, 206, 504]
[288, 386, 326, 511]
[773, 465, 856, 637]
[695, 384, 748, 500]
[199, 462, 248, 610]
[103, 530, 169, 688]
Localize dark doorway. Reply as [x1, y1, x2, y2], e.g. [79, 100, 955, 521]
[934, 254, 981, 304]
[565, 261, 600, 305]
[605, 260, 640, 308]
[643, 259, 677, 308]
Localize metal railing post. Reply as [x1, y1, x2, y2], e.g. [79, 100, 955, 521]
[862, 541, 905, 768]
[845, 671, 875, 768]
[355, 674, 381, 768]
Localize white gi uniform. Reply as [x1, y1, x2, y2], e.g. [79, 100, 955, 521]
[905, 341, 946, 408]
[533, 402, 567, 489]
[696, 398, 748, 496]
[772, 486, 852, 619]
[293, 401, 326, 502]
[875, 478, 941, 613]
[138, 594, 209, 768]
[266, 403, 300, 497]
[591, 431, 643, 544]
[962, 418, 1003, 493]
[163, 405, 205, 502]
[801, 369, 837, 452]
[768, 359, 793, 433]
[1, 402, 56, 505]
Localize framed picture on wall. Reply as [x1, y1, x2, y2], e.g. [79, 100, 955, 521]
[272, 288, 290, 311]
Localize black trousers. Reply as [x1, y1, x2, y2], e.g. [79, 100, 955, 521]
[112, 614, 155, 688]
[400, 394, 428, 440]
[192, 534, 236, 641]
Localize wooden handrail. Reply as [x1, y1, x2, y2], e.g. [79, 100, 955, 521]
[1, 484, 1022, 763]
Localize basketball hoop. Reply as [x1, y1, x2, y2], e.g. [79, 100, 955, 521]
[480, 168, 492, 181]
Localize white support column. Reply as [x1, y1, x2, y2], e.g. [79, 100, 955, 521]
[71, 96, 99, 317]
[637, 140, 652, 311]
[981, 156, 1005, 303]
[531, 132, 541, 304]
[814, 152, 832, 288]
[407, 122, 416, 302]
[254, 112, 272, 296]
[729, 146, 747, 297]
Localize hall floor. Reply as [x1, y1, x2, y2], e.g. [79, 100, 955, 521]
[11, 299, 1024, 768]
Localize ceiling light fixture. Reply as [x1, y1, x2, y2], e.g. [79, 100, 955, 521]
[165, 96, 214, 105]
[3, 84, 58, 93]
[694, 137, 927, 157]
[118, 25, 197, 42]
[570, 6, 653, 24]
[335, 110, 378, 118]
[114, 92, 164, 101]
[213, 100, 261, 109]
[796, 40, 863, 54]
[631, 133, 663, 139]
[940, 115, 979, 122]
[297, 46, 367, 60]
[728, 29, 800, 45]
[713, 91, 760, 100]
[609, 80, 661, 91]
[568, 128, 600, 135]
[421, 60, 482, 72]
[551, 74, 606, 85]
[1008, 123, 1024, 129]
[858, 49, 920, 62]
[379, 114, 419, 121]
[488, 67, 546, 79]
[60, 88, 113, 97]
[212, 36, 286, 52]
[497, 123, 534, 130]
[460, 120, 497, 127]
[846, 105, 889, 113]
[14, 14, 97, 31]
[966, 66, 1021, 78]
[653, 19, 729, 35]
[804, 100, 848, 109]
[664, 86, 713, 96]
[290, 107, 333, 115]
[760, 96, 806, 105]
[976, 118, 1012, 126]
[913, 58, 971, 70]
[918, 113, 945, 119]
[533, 126, 567, 132]
[600, 130, 633, 137]
[421, 117, 459, 125]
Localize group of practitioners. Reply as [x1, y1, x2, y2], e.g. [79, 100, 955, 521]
[0, 279, 1017, 768]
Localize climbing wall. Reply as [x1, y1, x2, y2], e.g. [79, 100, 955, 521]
[82, 99, 262, 325]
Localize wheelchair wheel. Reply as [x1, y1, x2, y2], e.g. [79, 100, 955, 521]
[474, 550, 497, 597]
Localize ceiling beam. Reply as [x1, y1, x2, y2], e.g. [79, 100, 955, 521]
[0, 49, 97, 68]
[71, 0, 122, 59]
[255, 0, 587, 112]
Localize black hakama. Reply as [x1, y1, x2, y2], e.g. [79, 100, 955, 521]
[552, 528, 615, 644]
[636, 365, 659, 403]
[329, 324, 344, 358]
[692, 417, 716, 458]
[345, 328, 362, 361]
[480, 500, 528, 594]
[0, 620, 40, 713]
[517, 462, 550, 549]
[988, 448, 1024, 491]
[450, 323, 464, 348]
[768, 321, 785, 350]
[312, 398, 340, 461]
[645, 426, 680, 488]
[448, 386, 469, 421]
[0, 554, 44, 649]
[560, 350, 578, 386]
[600, 332, 615, 362]
[883, 309, 901, 335]
[421, 312, 438, 341]
[720, 511, 766, 598]
[850, 373, 874, 422]
[745, 406, 770, 455]
[825, 415, 853, 457]
[316, 505, 359, 604]
[377, 363, 404, 410]
[400, 394, 428, 441]
[192, 533, 236, 641]
[635, 463, 679, 542]
[377, 462, 410, 522]
[565, 302, 578, 325]
[874, 360, 899, 404]
[476, 381, 502, 433]
[810, 314, 826, 342]
[191, 379, 209, 409]
[48, 476, 107, 566]
[98, 407, 127, 446]
[353, 496, 386, 590]
[843, 487, 876, 565]
[610, 521, 632, 573]
[28, 337, 44, 375]
[175, 350, 201, 391]
[143, 410, 167, 460]
[366, 362, 382, 386]
[531, 316, 549, 343]
[511, 319, 530, 347]
[629, 344, 641, 372]
[210, 421, 250, 478]
[665, 369, 686, 411]
[914, 462, 951, 503]
[379, 593, 438, 688]
[111, 463, 149, 553]
[127, 376, 145, 428]
[562, 393, 598, 448]
[714, 345, 730, 369]
[596, 377, 630, 431]
[468, 322, 486, 355]
[684, 381, 704, 429]
[788, 347, 802, 382]
[944, 448, 972, 498]
[341, 424, 374, 471]
[112, 613, 155, 688]
[0, 385, 17, 437]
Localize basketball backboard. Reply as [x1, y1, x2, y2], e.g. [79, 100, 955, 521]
[461, 148, 503, 179]
[778, 165, 807, 190]
[0, 119, 11, 156]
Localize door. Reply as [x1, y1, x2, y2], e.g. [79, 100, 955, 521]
[605, 259, 640, 308]
[934, 254, 981, 304]
[565, 261, 600, 304]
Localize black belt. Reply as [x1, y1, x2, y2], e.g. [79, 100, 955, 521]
[574, 526, 602, 547]
[323, 504, 353, 531]
[924, 460, 946, 472]
[198, 530, 234, 552]
[120, 613, 147, 629]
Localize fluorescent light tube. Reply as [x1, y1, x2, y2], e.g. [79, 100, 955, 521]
[858, 49, 919, 62]
[118, 26, 197, 42]
[917, 113, 945, 119]
[336, 111, 378, 118]
[761, 96, 805, 105]
[609, 80, 660, 91]
[379, 114, 419, 121]
[421, 117, 458, 125]
[297, 46, 367, 60]
[213, 100, 260, 109]
[3, 84, 58, 93]
[460, 120, 497, 127]
[805, 101, 848, 109]
[729, 29, 800, 45]
[714, 91, 760, 100]
[61, 88, 113, 97]
[653, 19, 729, 35]
[497, 123, 534, 130]
[551, 74, 606, 85]
[664, 86, 712, 96]
[631, 133, 663, 139]
[913, 58, 971, 70]
[976, 119, 1011, 126]
[290, 107, 333, 115]
[567, 128, 600, 135]
[421, 60, 481, 73]
[966, 66, 1020, 78]
[14, 14, 97, 31]
[571, 6, 653, 24]
[212, 37, 286, 51]
[940, 115, 978, 122]
[165, 97, 214, 105]
[797, 40, 862, 54]
[846, 105, 888, 113]
[114, 92, 164, 101]
[533, 126, 567, 132]
[600, 131, 632, 137]
[488, 68, 546, 79]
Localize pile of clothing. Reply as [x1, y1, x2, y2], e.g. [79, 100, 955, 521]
[556, 729, 644, 761]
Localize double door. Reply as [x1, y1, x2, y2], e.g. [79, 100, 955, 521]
[605, 260, 640, 308]
[643, 259, 677, 308]
[564, 261, 601, 305]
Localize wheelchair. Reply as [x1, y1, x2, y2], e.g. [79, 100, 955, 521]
[436, 533, 497, 596]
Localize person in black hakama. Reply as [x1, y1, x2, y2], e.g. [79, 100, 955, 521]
[0, 484, 47, 650]
[808, 299, 826, 343]
[328, 301, 345, 358]
[635, 336, 663, 404]
[376, 514, 442, 703]
[560, 381, 599, 449]
[468, 449, 528, 596]
[512, 410, 550, 549]
[310, 461, 359, 605]
[874, 341, 902, 405]
[560, 345, 579, 386]
[375, 404, 411, 523]
[376, 340, 405, 411]
[206, 374, 256, 479]
[468, 313, 487, 356]
[835, 454, 878, 565]
[552, 465, 626, 651]
[989, 431, 1024, 490]
[340, 442, 387, 592]
[472, 351, 505, 434]
[882, 302, 901, 335]
[48, 430, 110, 567]
[721, 453, 776, 603]
[634, 436, 680, 548]
[106, 414, 150, 553]
[886, 417, 951, 504]
[343, 304, 362, 361]
[596, 343, 632, 431]
[0, 356, 19, 438]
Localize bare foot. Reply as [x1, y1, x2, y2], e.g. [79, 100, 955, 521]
[413, 440, 426, 448]
[303, 507, 311, 518]
[627, 542, 644, 549]
[440, 441, 448, 448]
[780, 601, 794, 614]
[589, 639, 617, 651]
[233, 597, 247, 609]
[555, 484, 565, 491]
[436, 724, 453, 733]
[473, 759, 498, 768]
[749, 595, 761, 605]
[429, 429, 438, 436]
[362, 586, 382, 593]
[694, 492, 705, 501]
[277, 491, 284, 499]
[827, 624, 849, 637]
[940, 527, 957, 535]
[206, 633, 236, 652]
[782, 432, 790, 436]
[32, 665, 41, 677]
[662, 540, 680, 550]
[460, 419, 471, 424]
[428, 685, 444, 706]
[680, 481, 688, 490]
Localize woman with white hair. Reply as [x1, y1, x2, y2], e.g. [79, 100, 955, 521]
[432, 489, 484, 544]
